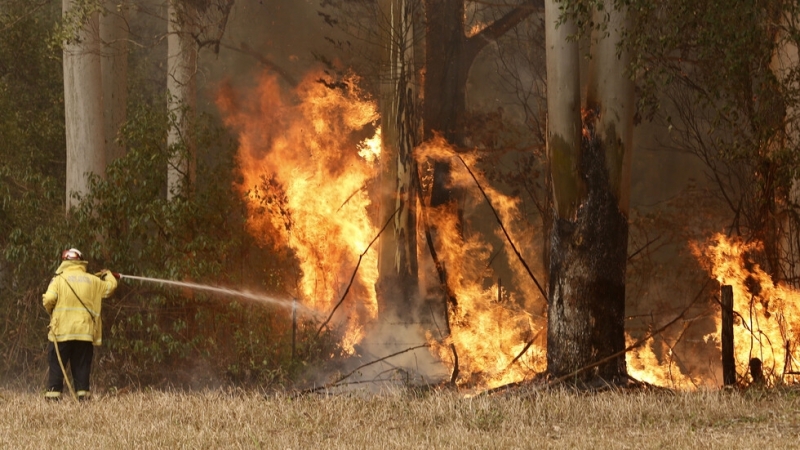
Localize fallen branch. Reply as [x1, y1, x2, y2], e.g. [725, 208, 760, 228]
[454, 154, 547, 301]
[315, 206, 401, 337]
[507, 330, 541, 368]
[296, 344, 431, 395]
[414, 170, 459, 382]
[449, 343, 459, 385]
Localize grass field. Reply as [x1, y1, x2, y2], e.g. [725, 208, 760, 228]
[2, 386, 799, 449]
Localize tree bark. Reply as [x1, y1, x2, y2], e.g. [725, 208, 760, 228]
[100, 3, 128, 163]
[376, 0, 421, 321]
[63, 1, 105, 211]
[545, 0, 632, 382]
[167, 0, 197, 199]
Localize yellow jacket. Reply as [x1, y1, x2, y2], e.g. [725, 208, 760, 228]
[42, 260, 118, 345]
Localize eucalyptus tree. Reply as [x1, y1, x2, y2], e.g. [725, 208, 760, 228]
[166, 0, 198, 199]
[63, 0, 105, 210]
[166, 0, 234, 199]
[544, 0, 634, 382]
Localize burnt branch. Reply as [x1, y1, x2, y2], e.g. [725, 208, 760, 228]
[296, 343, 431, 395]
[315, 206, 401, 337]
[628, 235, 662, 261]
[455, 154, 547, 301]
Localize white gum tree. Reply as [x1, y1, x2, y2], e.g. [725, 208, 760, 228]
[63, 0, 105, 211]
[545, 0, 634, 382]
[166, 0, 198, 200]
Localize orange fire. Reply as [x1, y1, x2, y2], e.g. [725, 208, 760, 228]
[693, 233, 800, 385]
[218, 69, 548, 388]
[416, 137, 547, 389]
[217, 71, 381, 352]
[626, 335, 698, 390]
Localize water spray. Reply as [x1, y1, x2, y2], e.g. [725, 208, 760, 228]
[116, 273, 319, 317]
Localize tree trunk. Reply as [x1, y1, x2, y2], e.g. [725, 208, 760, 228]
[545, 0, 632, 382]
[771, 16, 800, 287]
[376, 0, 421, 320]
[100, 3, 128, 163]
[422, 0, 466, 145]
[422, 0, 468, 210]
[63, 1, 105, 211]
[422, 1, 540, 206]
[167, 0, 197, 199]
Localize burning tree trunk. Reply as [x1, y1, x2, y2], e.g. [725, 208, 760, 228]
[167, 0, 198, 199]
[376, 0, 422, 320]
[545, 0, 633, 382]
[422, 0, 540, 205]
[63, 0, 105, 211]
[100, 2, 128, 163]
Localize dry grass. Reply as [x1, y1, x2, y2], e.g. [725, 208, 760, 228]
[2, 386, 800, 449]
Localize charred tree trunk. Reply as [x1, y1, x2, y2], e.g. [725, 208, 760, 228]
[376, 0, 422, 321]
[545, 0, 633, 383]
[547, 115, 628, 381]
[721, 285, 735, 386]
[423, 0, 467, 209]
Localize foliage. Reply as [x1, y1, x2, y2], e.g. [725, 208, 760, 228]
[553, 0, 800, 284]
[0, 0, 67, 379]
[623, 0, 800, 284]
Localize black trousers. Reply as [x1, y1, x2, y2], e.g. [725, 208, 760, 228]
[47, 341, 94, 393]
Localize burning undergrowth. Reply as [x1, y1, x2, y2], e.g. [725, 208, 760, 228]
[415, 137, 547, 388]
[693, 233, 800, 386]
[218, 70, 550, 390]
[218, 71, 380, 356]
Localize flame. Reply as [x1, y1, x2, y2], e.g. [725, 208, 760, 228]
[218, 71, 381, 353]
[219, 69, 548, 388]
[694, 233, 800, 385]
[626, 335, 697, 389]
[358, 127, 381, 162]
[417, 137, 547, 389]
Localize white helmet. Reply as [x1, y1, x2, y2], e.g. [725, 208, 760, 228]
[61, 248, 83, 261]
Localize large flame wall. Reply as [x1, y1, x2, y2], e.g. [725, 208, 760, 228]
[218, 72, 381, 352]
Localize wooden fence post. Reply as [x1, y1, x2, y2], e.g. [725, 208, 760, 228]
[721, 285, 735, 386]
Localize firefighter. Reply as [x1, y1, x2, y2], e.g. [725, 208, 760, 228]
[42, 248, 117, 401]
